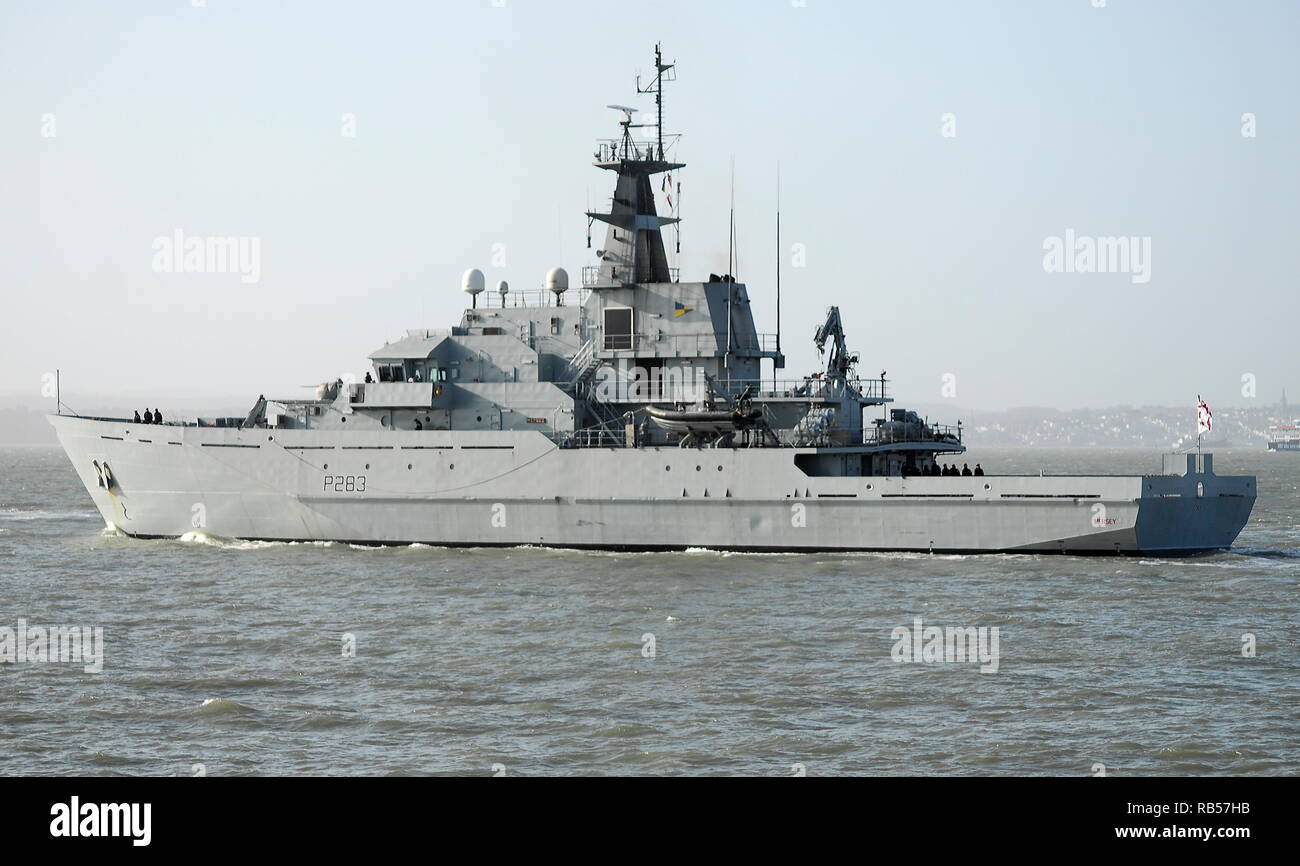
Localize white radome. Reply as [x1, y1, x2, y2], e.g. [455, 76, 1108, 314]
[462, 268, 485, 296]
[545, 266, 569, 294]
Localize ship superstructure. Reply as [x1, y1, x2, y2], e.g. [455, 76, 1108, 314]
[1267, 424, 1300, 451]
[50, 46, 1255, 554]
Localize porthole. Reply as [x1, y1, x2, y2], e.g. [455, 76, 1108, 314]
[984, 483, 990, 490]
[365, 463, 370, 470]
[407, 463, 413, 470]
[865, 483, 873, 490]
[476, 415, 482, 423]
[323, 464, 329, 470]
[449, 463, 455, 470]
[665, 465, 671, 471]
[341, 417, 346, 423]
[717, 465, 723, 471]
[696, 465, 702, 472]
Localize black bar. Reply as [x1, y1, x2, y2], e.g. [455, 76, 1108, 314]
[5, 777, 1284, 852]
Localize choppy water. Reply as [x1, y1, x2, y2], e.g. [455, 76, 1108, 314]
[0, 445, 1295, 776]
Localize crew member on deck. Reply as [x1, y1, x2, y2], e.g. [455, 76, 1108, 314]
[154, 408, 162, 424]
[974, 464, 984, 476]
[143, 409, 153, 424]
[961, 464, 973, 476]
[414, 418, 423, 430]
[134, 410, 141, 423]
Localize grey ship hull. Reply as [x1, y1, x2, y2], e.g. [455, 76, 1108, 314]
[52, 415, 1256, 555]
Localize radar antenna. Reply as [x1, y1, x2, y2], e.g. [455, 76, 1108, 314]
[607, 104, 644, 159]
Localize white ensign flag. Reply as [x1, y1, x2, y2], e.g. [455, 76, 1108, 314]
[1197, 397, 1213, 436]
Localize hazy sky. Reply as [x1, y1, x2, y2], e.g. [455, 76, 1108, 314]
[2, 0, 1296, 413]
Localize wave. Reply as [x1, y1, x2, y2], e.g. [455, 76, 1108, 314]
[0, 507, 99, 522]
[193, 697, 255, 715]
[81, 749, 148, 767]
[1231, 547, 1300, 560]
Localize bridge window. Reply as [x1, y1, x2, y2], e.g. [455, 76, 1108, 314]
[603, 306, 633, 350]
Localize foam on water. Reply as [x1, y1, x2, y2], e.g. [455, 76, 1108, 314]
[174, 532, 339, 552]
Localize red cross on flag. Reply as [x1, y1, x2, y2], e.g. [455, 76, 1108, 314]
[1197, 396, 1213, 436]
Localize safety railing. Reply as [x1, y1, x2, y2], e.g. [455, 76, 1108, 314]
[864, 424, 962, 446]
[594, 331, 780, 356]
[582, 265, 680, 287]
[725, 376, 887, 401]
[593, 139, 671, 164]
[475, 286, 591, 309]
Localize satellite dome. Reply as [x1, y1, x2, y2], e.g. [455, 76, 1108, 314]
[462, 268, 485, 295]
[497, 280, 509, 295]
[545, 267, 569, 293]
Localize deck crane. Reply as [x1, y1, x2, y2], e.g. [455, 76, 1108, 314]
[813, 305, 859, 381]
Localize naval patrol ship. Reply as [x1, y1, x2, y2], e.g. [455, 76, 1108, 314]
[50, 46, 1255, 554]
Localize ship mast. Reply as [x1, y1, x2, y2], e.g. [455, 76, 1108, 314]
[584, 43, 683, 287]
[638, 41, 674, 161]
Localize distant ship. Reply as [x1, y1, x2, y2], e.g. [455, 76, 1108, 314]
[1267, 424, 1300, 451]
[49, 45, 1256, 554]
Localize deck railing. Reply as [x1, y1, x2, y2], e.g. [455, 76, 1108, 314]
[864, 424, 962, 446]
[594, 331, 780, 356]
[475, 286, 591, 309]
[582, 265, 680, 287]
[592, 139, 672, 164]
[727, 376, 888, 401]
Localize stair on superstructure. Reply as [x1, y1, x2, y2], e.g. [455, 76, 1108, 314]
[564, 337, 600, 388]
